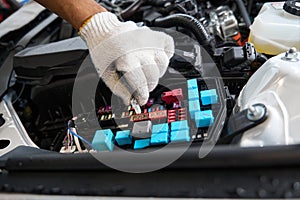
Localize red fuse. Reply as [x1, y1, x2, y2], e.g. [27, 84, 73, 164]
[167, 109, 177, 123]
[168, 110, 176, 114]
[178, 115, 187, 120]
[178, 108, 187, 120]
[168, 114, 176, 117]
[168, 116, 176, 120]
[162, 88, 183, 104]
[179, 108, 186, 112]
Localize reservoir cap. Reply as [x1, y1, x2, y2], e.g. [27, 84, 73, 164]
[284, 0, 300, 16]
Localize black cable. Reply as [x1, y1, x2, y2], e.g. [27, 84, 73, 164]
[235, 0, 252, 28]
[120, 0, 148, 20]
[173, 4, 188, 14]
[152, 14, 215, 54]
[147, 0, 171, 7]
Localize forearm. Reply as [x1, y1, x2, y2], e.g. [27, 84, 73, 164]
[34, 0, 107, 29]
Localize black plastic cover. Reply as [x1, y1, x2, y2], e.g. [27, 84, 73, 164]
[13, 37, 88, 85]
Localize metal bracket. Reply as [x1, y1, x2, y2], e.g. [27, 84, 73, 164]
[224, 103, 268, 142]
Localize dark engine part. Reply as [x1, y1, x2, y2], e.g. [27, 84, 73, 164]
[14, 37, 88, 85]
[151, 14, 215, 54]
[28, 78, 74, 150]
[9, 0, 265, 152]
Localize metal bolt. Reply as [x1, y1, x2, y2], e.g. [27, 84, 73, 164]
[282, 47, 299, 62]
[247, 104, 266, 121]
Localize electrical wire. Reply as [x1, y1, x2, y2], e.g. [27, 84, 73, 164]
[68, 127, 93, 148]
[12, 83, 25, 104]
[71, 127, 83, 152]
[66, 118, 93, 149]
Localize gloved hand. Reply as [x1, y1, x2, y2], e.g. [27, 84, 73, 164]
[80, 12, 174, 105]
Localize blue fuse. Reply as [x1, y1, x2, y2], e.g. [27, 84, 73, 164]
[134, 139, 151, 149]
[171, 120, 189, 132]
[151, 123, 169, 145]
[92, 129, 114, 152]
[188, 88, 200, 101]
[150, 132, 169, 145]
[189, 100, 201, 119]
[200, 89, 218, 105]
[195, 110, 214, 128]
[115, 130, 132, 146]
[152, 123, 169, 134]
[187, 79, 198, 90]
[171, 129, 191, 143]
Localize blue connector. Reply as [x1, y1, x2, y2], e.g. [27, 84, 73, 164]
[115, 130, 132, 146]
[188, 100, 201, 119]
[170, 130, 191, 143]
[195, 110, 214, 128]
[171, 120, 189, 132]
[92, 129, 114, 151]
[200, 89, 218, 105]
[134, 139, 151, 149]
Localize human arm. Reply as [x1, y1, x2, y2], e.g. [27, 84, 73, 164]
[34, 0, 174, 105]
[34, 0, 107, 29]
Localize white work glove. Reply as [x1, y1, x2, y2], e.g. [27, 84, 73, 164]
[80, 12, 174, 105]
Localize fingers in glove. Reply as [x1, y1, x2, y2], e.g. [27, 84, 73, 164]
[139, 52, 160, 92]
[152, 31, 175, 60]
[116, 55, 149, 105]
[153, 51, 170, 78]
[162, 33, 175, 60]
[102, 69, 132, 105]
[122, 68, 149, 106]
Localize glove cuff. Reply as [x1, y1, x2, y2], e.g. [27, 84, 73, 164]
[80, 12, 123, 49]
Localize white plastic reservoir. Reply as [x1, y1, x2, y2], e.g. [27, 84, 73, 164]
[249, 1, 300, 55]
[237, 48, 300, 147]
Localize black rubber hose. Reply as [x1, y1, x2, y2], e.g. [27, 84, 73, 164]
[256, 53, 268, 64]
[120, 0, 148, 20]
[235, 0, 251, 29]
[152, 14, 215, 54]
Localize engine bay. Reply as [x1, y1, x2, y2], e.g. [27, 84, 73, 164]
[0, 0, 300, 158]
[2, 0, 300, 198]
